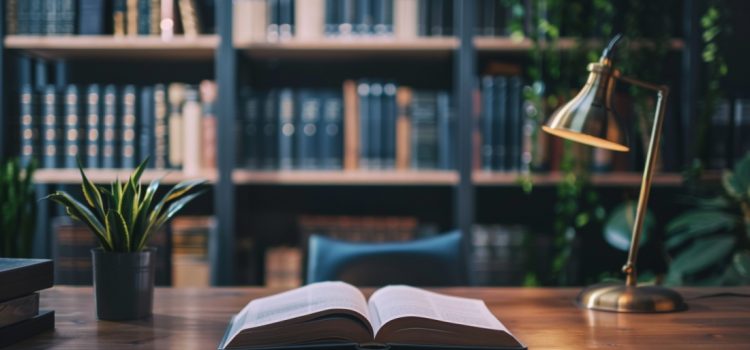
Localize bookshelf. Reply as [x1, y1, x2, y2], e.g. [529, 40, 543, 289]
[238, 37, 458, 58]
[233, 170, 458, 186]
[33, 169, 218, 185]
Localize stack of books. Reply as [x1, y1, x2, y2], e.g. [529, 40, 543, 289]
[0, 259, 54, 348]
[298, 215, 418, 242]
[19, 81, 217, 173]
[171, 216, 214, 287]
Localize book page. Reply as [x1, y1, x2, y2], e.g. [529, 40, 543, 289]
[368, 285, 508, 335]
[238, 281, 370, 330]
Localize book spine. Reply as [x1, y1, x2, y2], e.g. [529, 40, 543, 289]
[507, 76, 522, 171]
[138, 0, 151, 35]
[6, 0, 18, 35]
[483, 0, 496, 36]
[78, 0, 105, 35]
[61, 0, 75, 34]
[382, 0, 394, 35]
[150, 0, 160, 34]
[429, 0, 442, 36]
[278, 0, 294, 39]
[44, 0, 56, 35]
[382, 82, 397, 169]
[42, 86, 60, 169]
[343, 80, 359, 169]
[411, 91, 438, 169]
[295, 0, 324, 40]
[481, 76, 494, 171]
[417, 0, 428, 36]
[320, 91, 344, 169]
[121, 85, 137, 169]
[139, 86, 155, 168]
[126, 0, 138, 35]
[178, 0, 202, 36]
[63, 85, 81, 168]
[296, 90, 320, 169]
[241, 88, 260, 169]
[437, 90, 451, 170]
[160, 0, 174, 40]
[324, 0, 338, 36]
[182, 86, 203, 175]
[200, 80, 218, 170]
[168, 83, 185, 169]
[394, 0, 417, 39]
[493, 76, 507, 171]
[267, 0, 280, 41]
[369, 82, 382, 169]
[20, 85, 37, 168]
[28, 0, 42, 35]
[734, 99, 750, 165]
[153, 84, 169, 169]
[339, 0, 354, 35]
[85, 85, 101, 168]
[355, 0, 371, 35]
[102, 85, 118, 168]
[278, 88, 295, 170]
[357, 81, 370, 169]
[17, 0, 28, 35]
[395, 87, 412, 170]
[113, 0, 126, 36]
[441, 0, 451, 35]
[262, 90, 279, 169]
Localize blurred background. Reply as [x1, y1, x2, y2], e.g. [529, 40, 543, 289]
[1, 0, 749, 288]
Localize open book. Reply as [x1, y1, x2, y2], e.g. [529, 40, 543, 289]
[218, 281, 525, 350]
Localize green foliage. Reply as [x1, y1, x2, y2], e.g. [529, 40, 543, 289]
[603, 202, 655, 252]
[666, 154, 750, 286]
[0, 159, 37, 258]
[46, 159, 206, 252]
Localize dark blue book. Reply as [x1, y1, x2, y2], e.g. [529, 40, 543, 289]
[357, 81, 370, 168]
[278, 88, 295, 170]
[19, 85, 37, 168]
[102, 85, 118, 169]
[153, 84, 169, 169]
[60, 0, 76, 34]
[17, 0, 29, 34]
[437, 91, 452, 170]
[262, 90, 279, 169]
[369, 82, 383, 169]
[355, 0, 371, 35]
[278, 0, 294, 39]
[325, 0, 339, 36]
[85, 85, 101, 168]
[381, 82, 397, 169]
[296, 90, 321, 170]
[241, 88, 262, 169]
[319, 90, 344, 169]
[120, 85, 137, 169]
[339, 0, 355, 35]
[63, 85, 81, 169]
[430, 0, 443, 36]
[493, 76, 507, 171]
[411, 91, 438, 169]
[78, 0, 107, 35]
[45, 0, 58, 35]
[417, 0, 428, 36]
[138, 0, 151, 35]
[506, 76, 522, 171]
[42, 85, 60, 168]
[139, 86, 155, 168]
[267, 0, 279, 40]
[481, 76, 494, 171]
[29, 0, 43, 34]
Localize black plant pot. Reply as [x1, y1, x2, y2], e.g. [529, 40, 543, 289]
[91, 248, 155, 321]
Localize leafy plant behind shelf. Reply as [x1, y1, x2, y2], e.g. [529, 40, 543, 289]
[0, 159, 37, 258]
[665, 153, 750, 286]
[46, 159, 206, 252]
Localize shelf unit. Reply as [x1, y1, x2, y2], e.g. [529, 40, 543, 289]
[33, 169, 218, 185]
[0, 0, 703, 286]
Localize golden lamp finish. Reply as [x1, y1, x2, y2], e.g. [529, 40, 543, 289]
[543, 35, 686, 313]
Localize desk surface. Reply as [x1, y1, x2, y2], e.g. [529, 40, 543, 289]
[7, 286, 750, 349]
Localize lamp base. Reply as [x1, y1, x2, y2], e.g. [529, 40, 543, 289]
[576, 283, 687, 313]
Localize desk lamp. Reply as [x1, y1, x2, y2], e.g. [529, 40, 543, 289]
[542, 34, 687, 313]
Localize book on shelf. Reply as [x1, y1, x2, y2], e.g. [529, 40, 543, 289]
[264, 246, 302, 288]
[42, 85, 60, 169]
[218, 281, 525, 350]
[200, 80, 218, 170]
[171, 216, 213, 287]
[86, 84, 102, 168]
[63, 85, 82, 169]
[102, 84, 118, 168]
[470, 225, 528, 286]
[475, 73, 525, 173]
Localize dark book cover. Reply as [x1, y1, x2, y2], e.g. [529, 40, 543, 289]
[382, 83, 397, 169]
[417, 0, 428, 36]
[278, 88, 295, 170]
[441, 0, 452, 36]
[20, 84, 38, 168]
[369, 82, 383, 169]
[44, 0, 57, 35]
[79, 0, 108, 35]
[339, 0, 355, 35]
[320, 91, 344, 169]
[102, 85, 119, 169]
[296, 89, 321, 170]
[42, 85, 60, 169]
[278, 0, 294, 39]
[60, 0, 76, 34]
[154, 84, 169, 169]
[506, 76, 522, 171]
[140, 86, 155, 168]
[493, 76, 507, 171]
[120, 85, 138, 169]
[138, 0, 151, 35]
[430, 0, 443, 36]
[411, 91, 438, 169]
[480, 76, 494, 171]
[241, 88, 262, 169]
[355, 0, 371, 35]
[85, 84, 101, 168]
[262, 90, 279, 169]
[17, 0, 29, 34]
[0, 259, 53, 302]
[357, 81, 371, 169]
[437, 90, 452, 170]
[0, 293, 39, 329]
[29, 0, 44, 35]
[267, 0, 280, 40]
[0, 310, 54, 348]
[380, 0, 394, 35]
[63, 85, 81, 169]
[325, 0, 340, 36]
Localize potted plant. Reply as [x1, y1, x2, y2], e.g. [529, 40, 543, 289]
[47, 160, 206, 320]
[0, 158, 37, 258]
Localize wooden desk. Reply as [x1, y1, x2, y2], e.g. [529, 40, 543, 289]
[7, 286, 750, 349]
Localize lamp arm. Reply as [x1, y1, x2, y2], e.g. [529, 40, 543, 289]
[615, 75, 670, 287]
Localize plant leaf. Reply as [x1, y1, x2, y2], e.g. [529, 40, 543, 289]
[603, 202, 654, 251]
[669, 234, 735, 276]
[106, 210, 131, 252]
[78, 162, 106, 222]
[733, 250, 750, 277]
[665, 210, 737, 249]
[46, 192, 112, 250]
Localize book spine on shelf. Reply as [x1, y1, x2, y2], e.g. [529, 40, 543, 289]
[437, 90, 451, 170]
[85, 85, 101, 168]
[121, 85, 138, 169]
[394, 0, 417, 39]
[78, 0, 106, 35]
[278, 88, 296, 170]
[154, 84, 169, 169]
[429, 0, 442, 36]
[320, 90, 344, 169]
[60, 0, 76, 35]
[240, 88, 260, 169]
[160, 0, 174, 40]
[28, 0, 42, 35]
[17, 0, 28, 35]
[369, 82, 383, 169]
[139, 86, 155, 168]
[382, 82, 397, 169]
[102, 85, 118, 168]
[138, 0, 151, 35]
[127, 0, 138, 35]
[481, 76, 494, 171]
[44, 0, 56, 35]
[482, 0, 496, 36]
[234, 0, 267, 44]
[357, 81, 370, 169]
[262, 90, 279, 169]
[278, 0, 294, 39]
[441, 0, 452, 35]
[6, 0, 18, 35]
[324, 0, 338, 36]
[150, 0, 161, 34]
[20, 85, 37, 168]
[182, 86, 203, 175]
[42, 85, 60, 169]
[113, 0, 126, 36]
[507, 76, 522, 171]
[200, 80, 218, 170]
[63, 85, 81, 169]
[296, 90, 320, 169]
[417, 0, 428, 36]
[355, 0, 371, 35]
[267, 0, 280, 41]
[168, 83, 186, 169]
[373, 0, 393, 35]
[338, 0, 354, 36]
[295, 0, 324, 40]
[734, 99, 750, 164]
[411, 91, 437, 169]
[493, 76, 507, 171]
[178, 0, 202, 36]
[395, 86, 412, 170]
[343, 80, 359, 170]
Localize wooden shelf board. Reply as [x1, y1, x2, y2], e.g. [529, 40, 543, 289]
[33, 169, 217, 185]
[237, 37, 458, 58]
[475, 37, 685, 52]
[5, 35, 219, 60]
[474, 171, 718, 187]
[232, 170, 459, 185]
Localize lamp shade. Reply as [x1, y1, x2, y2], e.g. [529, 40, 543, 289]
[542, 60, 629, 152]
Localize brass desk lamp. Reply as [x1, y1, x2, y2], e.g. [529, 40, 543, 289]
[542, 34, 687, 313]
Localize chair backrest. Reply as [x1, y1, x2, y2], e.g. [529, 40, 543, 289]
[306, 231, 466, 286]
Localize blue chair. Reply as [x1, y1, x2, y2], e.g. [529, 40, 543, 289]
[306, 231, 466, 286]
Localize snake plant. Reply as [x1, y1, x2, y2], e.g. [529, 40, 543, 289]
[0, 158, 37, 257]
[46, 159, 206, 252]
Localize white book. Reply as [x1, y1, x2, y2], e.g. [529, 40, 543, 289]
[394, 0, 418, 39]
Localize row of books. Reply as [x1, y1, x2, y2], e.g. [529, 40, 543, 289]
[475, 0, 526, 38]
[0, 259, 54, 348]
[19, 81, 218, 172]
[6, 0, 215, 37]
[470, 224, 528, 286]
[708, 98, 750, 170]
[479, 74, 525, 172]
[171, 216, 213, 287]
[238, 82, 455, 171]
